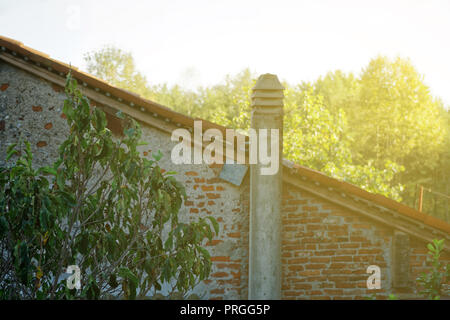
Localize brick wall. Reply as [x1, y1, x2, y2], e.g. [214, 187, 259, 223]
[279, 185, 450, 299]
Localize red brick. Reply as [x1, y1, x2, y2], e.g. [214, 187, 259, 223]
[319, 244, 338, 250]
[288, 265, 304, 272]
[44, 123, 53, 130]
[359, 249, 383, 255]
[350, 237, 367, 242]
[288, 200, 308, 205]
[0, 120, 5, 132]
[189, 208, 199, 214]
[353, 224, 372, 229]
[0, 83, 9, 91]
[52, 83, 63, 92]
[206, 193, 220, 199]
[306, 263, 327, 269]
[227, 232, 240, 238]
[290, 258, 308, 264]
[324, 289, 344, 295]
[340, 243, 359, 249]
[333, 256, 353, 262]
[32, 105, 43, 112]
[328, 225, 348, 232]
[36, 141, 47, 147]
[201, 185, 214, 191]
[336, 249, 357, 256]
[211, 256, 230, 262]
[294, 283, 312, 290]
[310, 257, 330, 263]
[210, 288, 224, 294]
[211, 272, 229, 278]
[335, 282, 357, 289]
[206, 240, 223, 246]
[299, 270, 320, 276]
[315, 250, 336, 256]
[309, 290, 323, 295]
[228, 263, 241, 270]
[185, 171, 198, 176]
[194, 177, 205, 183]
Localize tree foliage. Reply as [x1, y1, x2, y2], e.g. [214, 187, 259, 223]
[311, 57, 449, 219]
[83, 47, 449, 220]
[0, 75, 217, 299]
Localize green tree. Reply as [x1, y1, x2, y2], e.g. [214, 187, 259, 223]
[199, 69, 254, 130]
[84, 46, 153, 98]
[307, 57, 449, 219]
[283, 86, 404, 200]
[84, 46, 449, 216]
[0, 75, 218, 299]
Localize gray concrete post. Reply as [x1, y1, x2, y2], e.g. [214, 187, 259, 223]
[248, 74, 284, 299]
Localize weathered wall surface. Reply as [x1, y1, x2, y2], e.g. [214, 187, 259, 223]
[1, 61, 449, 300]
[0, 61, 68, 168]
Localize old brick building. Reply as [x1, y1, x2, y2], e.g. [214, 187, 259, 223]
[1, 36, 449, 300]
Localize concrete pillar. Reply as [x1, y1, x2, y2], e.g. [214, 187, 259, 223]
[248, 74, 284, 299]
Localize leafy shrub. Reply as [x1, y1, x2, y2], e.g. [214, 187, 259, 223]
[416, 239, 449, 300]
[0, 74, 218, 299]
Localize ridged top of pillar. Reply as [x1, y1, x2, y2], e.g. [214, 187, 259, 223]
[251, 74, 284, 108]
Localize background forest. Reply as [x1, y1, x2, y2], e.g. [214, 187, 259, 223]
[84, 46, 450, 222]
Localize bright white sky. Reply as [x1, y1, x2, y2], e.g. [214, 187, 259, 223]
[1, 0, 450, 106]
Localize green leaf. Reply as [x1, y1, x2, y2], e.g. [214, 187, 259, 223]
[39, 208, 49, 230]
[0, 216, 8, 237]
[152, 150, 163, 161]
[94, 107, 107, 131]
[124, 128, 135, 137]
[116, 110, 125, 119]
[6, 143, 18, 161]
[37, 166, 57, 176]
[108, 274, 119, 289]
[206, 216, 219, 235]
[118, 267, 138, 288]
[63, 100, 73, 119]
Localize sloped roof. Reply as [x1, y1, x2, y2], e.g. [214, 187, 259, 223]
[1, 35, 449, 240]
